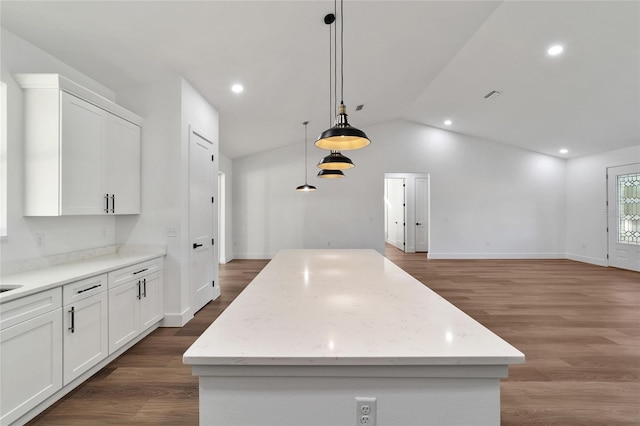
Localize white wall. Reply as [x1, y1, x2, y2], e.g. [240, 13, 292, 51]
[233, 119, 567, 259]
[115, 77, 183, 323]
[0, 28, 117, 273]
[566, 145, 640, 266]
[116, 77, 220, 326]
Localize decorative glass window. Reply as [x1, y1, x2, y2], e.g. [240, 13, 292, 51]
[617, 172, 640, 245]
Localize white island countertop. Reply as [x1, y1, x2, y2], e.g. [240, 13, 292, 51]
[0, 250, 165, 303]
[184, 249, 524, 367]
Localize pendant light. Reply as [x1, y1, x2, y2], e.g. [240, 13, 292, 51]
[296, 121, 317, 192]
[317, 151, 354, 170]
[317, 169, 345, 179]
[317, 11, 354, 171]
[315, 0, 370, 151]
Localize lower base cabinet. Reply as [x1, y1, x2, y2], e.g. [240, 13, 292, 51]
[0, 257, 163, 425]
[63, 274, 109, 385]
[108, 260, 163, 354]
[0, 299, 62, 425]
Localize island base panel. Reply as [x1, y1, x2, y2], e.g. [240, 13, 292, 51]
[198, 375, 500, 426]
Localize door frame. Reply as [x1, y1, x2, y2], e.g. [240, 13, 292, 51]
[384, 173, 430, 254]
[188, 126, 219, 317]
[607, 163, 640, 271]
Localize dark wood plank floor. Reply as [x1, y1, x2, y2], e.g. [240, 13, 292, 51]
[28, 248, 639, 425]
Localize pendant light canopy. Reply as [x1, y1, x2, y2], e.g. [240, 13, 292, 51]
[317, 169, 345, 179]
[316, 0, 370, 151]
[296, 121, 317, 192]
[317, 150, 354, 170]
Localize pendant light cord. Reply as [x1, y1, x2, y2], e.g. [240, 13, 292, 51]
[340, 0, 344, 104]
[334, 0, 338, 119]
[329, 16, 333, 126]
[304, 121, 309, 183]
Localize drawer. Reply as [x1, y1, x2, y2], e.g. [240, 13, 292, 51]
[63, 274, 107, 306]
[108, 258, 162, 289]
[0, 287, 62, 330]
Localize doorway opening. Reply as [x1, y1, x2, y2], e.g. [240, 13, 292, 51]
[384, 173, 429, 253]
[218, 171, 226, 264]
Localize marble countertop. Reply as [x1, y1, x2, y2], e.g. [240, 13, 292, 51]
[183, 249, 525, 367]
[1, 250, 165, 303]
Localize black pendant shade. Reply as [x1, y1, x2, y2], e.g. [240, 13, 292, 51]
[317, 151, 354, 170]
[317, 169, 345, 179]
[315, 103, 370, 151]
[296, 183, 317, 192]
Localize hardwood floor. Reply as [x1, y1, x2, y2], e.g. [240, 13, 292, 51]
[28, 249, 639, 425]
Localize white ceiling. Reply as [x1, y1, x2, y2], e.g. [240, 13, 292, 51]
[2, 1, 638, 159]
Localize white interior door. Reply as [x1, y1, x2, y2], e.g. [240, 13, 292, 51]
[415, 177, 428, 252]
[385, 178, 405, 251]
[608, 163, 640, 271]
[189, 129, 217, 314]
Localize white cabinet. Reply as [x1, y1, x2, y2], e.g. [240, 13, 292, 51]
[16, 73, 142, 216]
[0, 289, 62, 426]
[62, 274, 108, 385]
[108, 260, 163, 353]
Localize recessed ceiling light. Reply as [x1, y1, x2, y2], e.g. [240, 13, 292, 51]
[444, 119, 452, 126]
[547, 45, 564, 56]
[231, 84, 244, 94]
[559, 148, 569, 154]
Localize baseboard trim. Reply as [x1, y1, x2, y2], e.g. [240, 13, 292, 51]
[566, 253, 608, 267]
[427, 252, 566, 260]
[234, 253, 273, 260]
[161, 307, 192, 327]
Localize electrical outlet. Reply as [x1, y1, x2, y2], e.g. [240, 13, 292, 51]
[356, 397, 376, 426]
[167, 227, 178, 237]
[35, 233, 46, 247]
[100, 226, 108, 239]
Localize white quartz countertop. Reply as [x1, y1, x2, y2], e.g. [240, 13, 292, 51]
[183, 249, 525, 367]
[0, 251, 165, 303]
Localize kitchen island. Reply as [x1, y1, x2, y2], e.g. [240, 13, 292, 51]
[183, 249, 524, 425]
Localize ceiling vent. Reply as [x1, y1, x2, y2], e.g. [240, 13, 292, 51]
[484, 90, 502, 99]
[355, 104, 364, 111]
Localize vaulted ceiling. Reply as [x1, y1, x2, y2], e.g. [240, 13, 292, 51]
[2, 1, 638, 159]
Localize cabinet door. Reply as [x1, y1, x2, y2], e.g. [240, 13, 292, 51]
[139, 272, 163, 330]
[63, 292, 108, 385]
[0, 309, 62, 425]
[108, 281, 139, 354]
[106, 115, 141, 214]
[60, 91, 107, 215]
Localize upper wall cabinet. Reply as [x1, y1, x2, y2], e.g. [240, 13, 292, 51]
[16, 74, 143, 216]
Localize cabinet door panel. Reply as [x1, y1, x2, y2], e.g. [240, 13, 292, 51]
[63, 292, 108, 385]
[106, 115, 140, 214]
[60, 91, 107, 215]
[0, 309, 62, 425]
[108, 282, 139, 353]
[139, 272, 163, 330]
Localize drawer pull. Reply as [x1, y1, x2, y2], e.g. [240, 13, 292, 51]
[133, 268, 148, 275]
[69, 307, 75, 333]
[76, 284, 101, 294]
